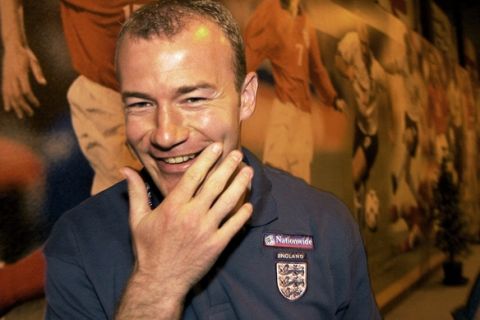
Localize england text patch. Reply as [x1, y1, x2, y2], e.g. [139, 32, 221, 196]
[264, 233, 314, 250]
[276, 252, 307, 260]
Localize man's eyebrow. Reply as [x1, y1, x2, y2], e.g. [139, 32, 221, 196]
[176, 82, 216, 95]
[121, 83, 216, 101]
[121, 91, 154, 101]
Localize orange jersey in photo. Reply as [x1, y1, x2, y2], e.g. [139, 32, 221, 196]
[244, 0, 337, 112]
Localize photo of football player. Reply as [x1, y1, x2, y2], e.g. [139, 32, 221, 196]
[244, 0, 345, 184]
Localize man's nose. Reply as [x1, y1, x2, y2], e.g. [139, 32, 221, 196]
[151, 107, 188, 150]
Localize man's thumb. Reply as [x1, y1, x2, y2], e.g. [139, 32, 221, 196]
[121, 167, 151, 228]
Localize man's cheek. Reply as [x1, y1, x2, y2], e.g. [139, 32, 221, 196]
[126, 120, 146, 143]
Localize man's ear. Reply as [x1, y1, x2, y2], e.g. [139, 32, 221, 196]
[239, 72, 258, 121]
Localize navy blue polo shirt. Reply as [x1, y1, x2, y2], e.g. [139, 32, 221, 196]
[44, 148, 380, 319]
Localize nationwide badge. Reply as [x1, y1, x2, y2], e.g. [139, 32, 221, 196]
[264, 233, 314, 250]
[276, 262, 307, 301]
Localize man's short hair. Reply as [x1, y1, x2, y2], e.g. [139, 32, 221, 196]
[116, 0, 246, 91]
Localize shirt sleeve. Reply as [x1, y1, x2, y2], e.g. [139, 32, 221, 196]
[340, 238, 381, 319]
[44, 219, 108, 320]
[314, 193, 380, 319]
[244, 0, 275, 72]
[308, 26, 337, 106]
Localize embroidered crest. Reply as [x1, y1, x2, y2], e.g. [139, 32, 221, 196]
[276, 262, 307, 301]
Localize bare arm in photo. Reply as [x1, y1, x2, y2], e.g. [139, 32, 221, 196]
[1, 0, 46, 119]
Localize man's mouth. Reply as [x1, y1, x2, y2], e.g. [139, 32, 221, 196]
[161, 152, 198, 164]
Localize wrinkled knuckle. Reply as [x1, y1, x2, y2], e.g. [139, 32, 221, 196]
[231, 176, 249, 193]
[164, 205, 179, 218]
[220, 195, 236, 210]
[238, 173, 250, 186]
[206, 177, 224, 195]
[158, 203, 177, 221]
[204, 238, 221, 253]
[184, 168, 203, 185]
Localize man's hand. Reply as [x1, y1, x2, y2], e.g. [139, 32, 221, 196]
[116, 143, 253, 319]
[2, 45, 46, 119]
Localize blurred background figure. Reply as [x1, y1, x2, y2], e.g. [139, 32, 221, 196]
[335, 22, 389, 231]
[1, 0, 148, 195]
[244, 0, 345, 184]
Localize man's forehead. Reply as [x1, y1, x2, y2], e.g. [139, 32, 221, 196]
[118, 26, 231, 68]
[121, 17, 227, 46]
[117, 17, 236, 87]
[187, 19, 229, 45]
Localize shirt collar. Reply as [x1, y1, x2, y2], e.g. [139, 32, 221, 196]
[140, 168, 163, 209]
[242, 147, 278, 227]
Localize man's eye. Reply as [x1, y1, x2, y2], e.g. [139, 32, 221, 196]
[126, 101, 152, 109]
[184, 97, 206, 104]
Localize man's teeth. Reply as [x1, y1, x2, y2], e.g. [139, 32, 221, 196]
[163, 154, 196, 164]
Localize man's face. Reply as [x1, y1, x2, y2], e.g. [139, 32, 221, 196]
[117, 19, 256, 195]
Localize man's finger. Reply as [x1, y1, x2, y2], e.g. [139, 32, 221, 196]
[195, 149, 243, 208]
[7, 80, 26, 118]
[28, 50, 47, 85]
[208, 166, 253, 226]
[11, 100, 24, 119]
[18, 99, 34, 117]
[170, 142, 223, 202]
[30, 55, 47, 85]
[15, 81, 35, 116]
[18, 74, 40, 108]
[11, 86, 34, 117]
[3, 96, 10, 112]
[25, 91, 40, 108]
[215, 202, 253, 247]
[121, 167, 151, 228]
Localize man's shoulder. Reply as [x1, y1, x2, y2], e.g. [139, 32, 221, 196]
[264, 165, 355, 227]
[265, 166, 348, 210]
[44, 181, 130, 257]
[265, 164, 326, 192]
[60, 180, 128, 224]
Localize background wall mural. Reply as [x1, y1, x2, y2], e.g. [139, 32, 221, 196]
[224, 0, 480, 299]
[0, 0, 479, 314]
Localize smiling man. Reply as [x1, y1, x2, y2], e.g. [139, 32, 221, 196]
[44, 1, 380, 319]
